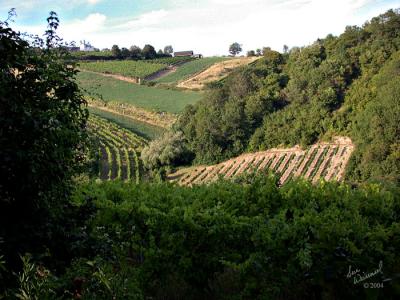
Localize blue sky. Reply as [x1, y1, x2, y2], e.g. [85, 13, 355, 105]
[1, 0, 399, 55]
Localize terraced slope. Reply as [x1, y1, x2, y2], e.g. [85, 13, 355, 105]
[169, 137, 354, 186]
[87, 115, 147, 182]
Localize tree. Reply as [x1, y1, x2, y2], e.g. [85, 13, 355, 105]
[229, 42, 242, 56]
[247, 50, 256, 57]
[283, 44, 289, 54]
[142, 44, 156, 59]
[164, 45, 173, 55]
[141, 131, 193, 169]
[111, 44, 121, 58]
[256, 48, 262, 56]
[157, 49, 164, 55]
[129, 45, 142, 59]
[0, 11, 88, 263]
[120, 47, 130, 58]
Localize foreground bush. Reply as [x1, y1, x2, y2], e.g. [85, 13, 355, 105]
[3, 176, 397, 299]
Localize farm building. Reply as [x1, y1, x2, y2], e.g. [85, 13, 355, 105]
[80, 40, 96, 51]
[174, 50, 194, 57]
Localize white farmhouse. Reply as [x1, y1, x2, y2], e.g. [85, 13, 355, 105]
[80, 40, 96, 51]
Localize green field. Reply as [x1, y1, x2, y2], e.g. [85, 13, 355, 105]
[78, 71, 202, 113]
[79, 60, 166, 78]
[88, 107, 165, 140]
[145, 56, 194, 65]
[155, 57, 230, 83]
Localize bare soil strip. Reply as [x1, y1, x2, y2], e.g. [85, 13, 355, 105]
[304, 146, 327, 179]
[88, 100, 176, 129]
[145, 66, 177, 81]
[279, 153, 303, 185]
[80, 69, 142, 84]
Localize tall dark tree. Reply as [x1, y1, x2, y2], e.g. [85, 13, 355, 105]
[142, 44, 157, 59]
[120, 47, 130, 58]
[247, 50, 256, 57]
[111, 44, 121, 58]
[283, 44, 289, 53]
[129, 45, 141, 59]
[229, 42, 242, 56]
[164, 45, 173, 55]
[0, 10, 88, 264]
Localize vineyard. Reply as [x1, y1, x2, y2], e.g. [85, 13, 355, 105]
[88, 106, 166, 139]
[155, 57, 230, 83]
[144, 56, 194, 65]
[170, 137, 354, 186]
[79, 60, 167, 79]
[87, 115, 147, 182]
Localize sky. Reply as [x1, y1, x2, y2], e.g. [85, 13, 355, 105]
[0, 0, 399, 56]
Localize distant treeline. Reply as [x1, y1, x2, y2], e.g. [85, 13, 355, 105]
[69, 44, 177, 61]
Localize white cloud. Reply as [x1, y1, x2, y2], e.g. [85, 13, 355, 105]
[7, 0, 397, 55]
[87, 0, 102, 4]
[62, 13, 106, 34]
[121, 10, 169, 29]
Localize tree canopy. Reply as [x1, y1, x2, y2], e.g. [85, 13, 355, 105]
[229, 42, 242, 56]
[173, 9, 400, 184]
[0, 10, 88, 264]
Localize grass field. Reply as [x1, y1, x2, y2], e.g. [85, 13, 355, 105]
[89, 107, 165, 140]
[155, 57, 230, 83]
[145, 56, 194, 65]
[78, 71, 202, 113]
[79, 60, 167, 78]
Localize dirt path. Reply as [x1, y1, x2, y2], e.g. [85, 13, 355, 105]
[145, 66, 177, 81]
[80, 69, 142, 84]
[177, 57, 260, 90]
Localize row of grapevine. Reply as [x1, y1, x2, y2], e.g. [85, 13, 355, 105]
[171, 137, 354, 186]
[80, 60, 167, 79]
[87, 115, 147, 182]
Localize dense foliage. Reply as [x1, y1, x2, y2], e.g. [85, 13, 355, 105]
[141, 131, 193, 170]
[2, 177, 399, 299]
[175, 9, 400, 184]
[1, 8, 399, 300]
[0, 11, 88, 267]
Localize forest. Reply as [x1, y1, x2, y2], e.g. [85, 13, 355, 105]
[0, 8, 399, 300]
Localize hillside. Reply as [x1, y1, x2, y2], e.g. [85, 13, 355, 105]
[87, 115, 147, 182]
[177, 56, 260, 89]
[77, 71, 202, 113]
[169, 137, 354, 186]
[166, 9, 400, 184]
[155, 57, 230, 83]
